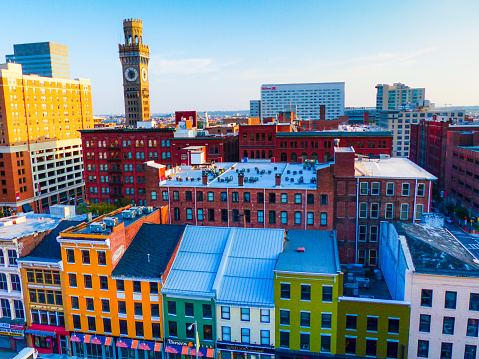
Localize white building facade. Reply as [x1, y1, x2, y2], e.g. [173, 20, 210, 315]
[260, 83, 345, 122]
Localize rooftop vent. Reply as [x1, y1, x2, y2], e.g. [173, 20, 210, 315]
[297, 247, 305, 252]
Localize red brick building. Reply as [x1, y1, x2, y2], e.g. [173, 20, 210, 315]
[145, 148, 435, 265]
[80, 126, 238, 206]
[409, 117, 479, 191]
[239, 124, 393, 163]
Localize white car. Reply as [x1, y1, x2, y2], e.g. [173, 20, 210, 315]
[446, 217, 454, 224]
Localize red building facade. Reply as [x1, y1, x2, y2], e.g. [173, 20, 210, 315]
[80, 128, 238, 206]
[239, 124, 393, 163]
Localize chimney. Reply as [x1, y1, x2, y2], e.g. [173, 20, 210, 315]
[275, 173, 281, 186]
[202, 171, 208, 185]
[238, 173, 244, 186]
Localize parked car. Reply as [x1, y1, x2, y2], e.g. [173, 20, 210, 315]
[446, 217, 454, 224]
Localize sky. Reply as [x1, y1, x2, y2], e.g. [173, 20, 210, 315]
[1, 0, 478, 115]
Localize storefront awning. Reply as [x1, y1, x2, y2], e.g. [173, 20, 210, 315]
[154, 342, 162, 352]
[90, 336, 106, 345]
[25, 329, 55, 337]
[133, 340, 156, 351]
[165, 344, 214, 358]
[105, 337, 113, 346]
[70, 333, 84, 343]
[116, 338, 132, 348]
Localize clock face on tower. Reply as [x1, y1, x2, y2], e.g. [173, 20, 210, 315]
[124, 67, 138, 82]
[141, 67, 148, 82]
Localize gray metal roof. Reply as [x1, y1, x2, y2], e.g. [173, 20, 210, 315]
[161, 226, 285, 306]
[275, 229, 340, 274]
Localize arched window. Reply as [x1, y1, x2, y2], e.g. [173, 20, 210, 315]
[135, 140, 139, 148]
[135, 35, 138, 44]
[140, 140, 144, 147]
[311, 152, 318, 161]
[291, 152, 297, 163]
[251, 150, 255, 159]
[256, 150, 260, 158]
[324, 152, 332, 162]
[280, 152, 287, 162]
[301, 152, 308, 161]
[148, 140, 152, 147]
[268, 150, 274, 159]
[161, 140, 165, 147]
[243, 150, 248, 158]
[153, 140, 157, 147]
[262, 150, 266, 159]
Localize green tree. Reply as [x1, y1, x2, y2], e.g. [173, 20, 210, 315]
[454, 206, 468, 220]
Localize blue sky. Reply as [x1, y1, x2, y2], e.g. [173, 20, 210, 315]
[2, 0, 478, 115]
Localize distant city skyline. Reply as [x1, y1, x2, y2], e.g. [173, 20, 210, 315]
[2, 0, 478, 115]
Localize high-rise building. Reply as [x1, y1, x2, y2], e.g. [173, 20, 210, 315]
[119, 19, 150, 127]
[260, 83, 345, 122]
[0, 63, 93, 214]
[375, 83, 425, 111]
[6, 42, 70, 79]
[249, 100, 261, 118]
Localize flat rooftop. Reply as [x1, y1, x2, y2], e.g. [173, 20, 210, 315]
[395, 222, 479, 277]
[341, 264, 391, 300]
[275, 230, 340, 275]
[0, 213, 62, 241]
[159, 161, 328, 190]
[355, 157, 437, 180]
[277, 130, 392, 138]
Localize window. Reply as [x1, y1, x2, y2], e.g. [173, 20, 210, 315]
[151, 191, 157, 200]
[186, 208, 193, 220]
[221, 306, 230, 320]
[281, 193, 288, 203]
[203, 304, 212, 319]
[323, 286, 333, 302]
[208, 209, 215, 222]
[150, 282, 158, 294]
[257, 210, 264, 223]
[118, 301, 126, 314]
[221, 192, 227, 202]
[185, 191, 192, 201]
[295, 194, 302, 204]
[280, 211, 288, 224]
[440, 342, 452, 359]
[222, 326, 231, 341]
[241, 328, 250, 344]
[345, 337, 356, 355]
[221, 209, 228, 223]
[445, 291, 457, 309]
[173, 191, 179, 201]
[260, 309, 270, 323]
[467, 318, 478, 337]
[402, 183, 410, 196]
[103, 318, 111, 333]
[299, 284, 311, 301]
[371, 182, 380, 195]
[169, 321, 177, 337]
[269, 210, 276, 224]
[388, 318, 400, 334]
[81, 250, 90, 264]
[269, 193, 276, 203]
[66, 249, 75, 263]
[167, 301, 176, 315]
[295, 212, 302, 225]
[207, 192, 214, 202]
[86, 298, 94, 311]
[360, 182, 368, 195]
[244, 192, 250, 202]
[185, 303, 194, 317]
[72, 314, 81, 330]
[367, 316, 378, 332]
[117, 279, 125, 291]
[386, 182, 394, 196]
[280, 331, 289, 348]
[241, 308, 250, 321]
[84, 275, 92, 289]
[257, 192, 264, 204]
[366, 339, 377, 357]
[203, 324, 212, 341]
[7, 250, 17, 266]
[196, 191, 203, 202]
[134, 302, 143, 316]
[415, 204, 424, 220]
[400, 203, 409, 220]
[260, 330, 270, 345]
[197, 209, 204, 221]
[300, 312, 310, 327]
[370, 203, 379, 218]
[385, 203, 393, 219]
[162, 191, 168, 200]
[421, 289, 433, 307]
[99, 276, 108, 290]
[346, 315, 357, 330]
[300, 333, 310, 351]
[152, 323, 161, 338]
[133, 281, 141, 293]
[321, 313, 332, 329]
[307, 194, 314, 204]
[359, 202, 367, 218]
[71, 296, 79, 309]
[465, 345, 477, 359]
[417, 340, 429, 358]
[387, 341, 398, 359]
[442, 317, 455, 335]
[119, 319, 128, 335]
[97, 251, 106, 266]
[281, 283, 290, 299]
[417, 183, 426, 196]
[280, 310, 290, 325]
[88, 316, 96, 331]
[321, 335, 331, 353]
[102, 299, 110, 313]
[471, 293, 479, 311]
[419, 314, 431, 332]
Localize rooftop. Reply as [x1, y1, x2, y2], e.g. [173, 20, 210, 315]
[162, 226, 285, 304]
[355, 157, 437, 180]
[395, 222, 479, 277]
[112, 224, 186, 280]
[158, 161, 326, 189]
[20, 219, 86, 263]
[0, 213, 63, 241]
[275, 230, 341, 275]
[277, 130, 391, 137]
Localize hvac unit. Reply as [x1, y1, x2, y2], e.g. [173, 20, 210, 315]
[90, 222, 106, 233]
[142, 206, 154, 214]
[130, 207, 142, 216]
[103, 217, 119, 227]
[122, 210, 136, 219]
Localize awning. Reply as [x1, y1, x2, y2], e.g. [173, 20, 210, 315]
[137, 341, 156, 351]
[70, 333, 84, 343]
[84, 334, 91, 343]
[116, 338, 132, 348]
[154, 342, 162, 352]
[25, 329, 55, 337]
[165, 344, 214, 358]
[104, 337, 113, 346]
[90, 336, 106, 345]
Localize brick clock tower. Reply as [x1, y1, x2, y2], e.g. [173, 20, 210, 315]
[119, 19, 150, 127]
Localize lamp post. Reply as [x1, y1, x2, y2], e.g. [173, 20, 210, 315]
[187, 321, 198, 359]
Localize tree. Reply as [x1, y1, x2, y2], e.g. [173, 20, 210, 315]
[115, 198, 133, 208]
[454, 206, 468, 220]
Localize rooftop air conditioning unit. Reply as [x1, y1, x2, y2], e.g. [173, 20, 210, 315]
[122, 210, 136, 219]
[130, 207, 142, 216]
[103, 217, 119, 227]
[142, 206, 154, 214]
[90, 222, 106, 233]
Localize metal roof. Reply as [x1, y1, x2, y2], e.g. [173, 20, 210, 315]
[161, 226, 285, 306]
[275, 229, 341, 275]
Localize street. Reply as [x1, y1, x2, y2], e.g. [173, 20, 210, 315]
[445, 222, 479, 260]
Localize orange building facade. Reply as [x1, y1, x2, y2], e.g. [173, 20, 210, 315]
[0, 63, 93, 214]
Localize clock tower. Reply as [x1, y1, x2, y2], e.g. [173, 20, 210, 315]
[119, 19, 150, 127]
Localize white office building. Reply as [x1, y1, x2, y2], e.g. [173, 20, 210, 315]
[260, 83, 345, 122]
